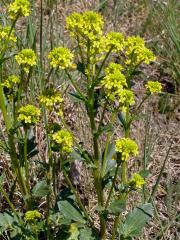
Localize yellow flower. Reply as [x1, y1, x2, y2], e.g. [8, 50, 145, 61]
[0, 26, 17, 43]
[115, 138, 138, 161]
[117, 89, 135, 112]
[145, 81, 162, 94]
[15, 49, 36, 73]
[48, 47, 74, 69]
[125, 36, 156, 66]
[18, 104, 40, 125]
[66, 11, 104, 41]
[101, 62, 127, 100]
[1, 75, 20, 89]
[104, 32, 125, 52]
[39, 88, 63, 110]
[52, 130, 73, 153]
[129, 173, 145, 189]
[24, 210, 41, 222]
[8, 0, 31, 19]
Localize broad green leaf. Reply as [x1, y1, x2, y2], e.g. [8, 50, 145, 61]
[32, 180, 49, 198]
[79, 227, 95, 240]
[57, 200, 85, 224]
[0, 212, 19, 234]
[139, 170, 150, 178]
[119, 203, 153, 238]
[108, 199, 126, 215]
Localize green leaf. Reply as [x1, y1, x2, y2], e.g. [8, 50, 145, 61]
[32, 180, 49, 198]
[104, 143, 116, 176]
[139, 170, 150, 178]
[79, 227, 95, 240]
[0, 212, 19, 234]
[108, 199, 126, 215]
[77, 62, 86, 75]
[99, 123, 114, 136]
[57, 200, 85, 224]
[119, 203, 153, 238]
[69, 92, 85, 103]
[117, 112, 126, 129]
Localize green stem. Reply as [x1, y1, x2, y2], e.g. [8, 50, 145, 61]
[0, 74, 28, 201]
[63, 170, 94, 226]
[77, 36, 85, 66]
[101, 111, 116, 178]
[44, 108, 53, 240]
[0, 84, 11, 131]
[8, 133, 28, 201]
[112, 107, 130, 239]
[0, 185, 17, 215]
[65, 69, 86, 100]
[94, 47, 113, 83]
[86, 41, 106, 239]
[97, 99, 108, 133]
[24, 127, 30, 193]
[105, 162, 120, 209]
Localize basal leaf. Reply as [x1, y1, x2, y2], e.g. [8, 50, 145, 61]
[57, 200, 85, 224]
[119, 203, 153, 238]
[32, 180, 49, 198]
[108, 199, 126, 215]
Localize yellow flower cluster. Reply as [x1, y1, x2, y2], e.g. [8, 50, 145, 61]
[66, 11, 104, 41]
[52, 130, 73, 153]
[1, 75, 20, 89]
[101, 63, 135, 112]
[24, 210, 41, 222]
[48, 47, 74, 69]
[129, 173, 145, 189]
[39, 88, 63, 109]
[15, 49, 36, 73]
[125, 36, 156, 66]
[8, 0, 31, 19]
[18, 104, 40, 125]
[145, 81, 162, 94]
[115, 138, 138, 161]
[118, 89, 135, 112]
[0, 26, 17, 43]
[101, 63, 127, 100]
[104, 32, 125, 52]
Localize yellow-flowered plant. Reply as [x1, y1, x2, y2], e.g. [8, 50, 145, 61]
[48, 47, 74, 69]
[145, 81, 162, 94]
[18, 104, 40, 125]
[52, 130, 73, 153]
[8, 0, 31, 19]
[129, 173, 145, 189]
[15, 49, 37, 73]
[125, 36, 156, 66]
[39, 88, 63, 110]
[0, 26, 17, 43]
[104, 32, 125, 52]
[117, 89, 135, 112]
[115, 138, 138, 161]
[1, 75, 20, 89]
[0, 9, 160, 239]
[101, 63, 127, 100]
[66, 11, 104, 41]
[24, 210, 41, 222]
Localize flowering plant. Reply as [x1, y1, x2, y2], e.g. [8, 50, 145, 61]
[0, 2, 163, 239]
